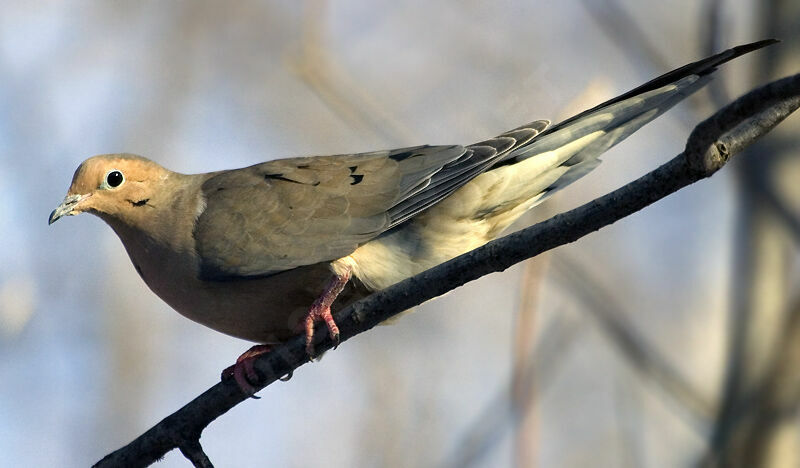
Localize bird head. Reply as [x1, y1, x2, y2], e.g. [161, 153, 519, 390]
[49, 154, 168, 226]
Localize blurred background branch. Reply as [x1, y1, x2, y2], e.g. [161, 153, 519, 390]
[703, 1, 800, 466]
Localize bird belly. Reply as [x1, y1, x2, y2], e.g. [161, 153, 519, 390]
[119, 232, 363, 343]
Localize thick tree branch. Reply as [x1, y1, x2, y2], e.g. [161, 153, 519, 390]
[94, 73, 800, 468]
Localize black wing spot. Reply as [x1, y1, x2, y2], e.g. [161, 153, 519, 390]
[264, 173, 299, 184]
[264, 173, 320, 186]
[389, 150, 415, 161]
[348, 166, 364, 185]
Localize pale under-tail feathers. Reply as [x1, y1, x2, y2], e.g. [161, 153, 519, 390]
[481, 39, 779, 210]
[487, 74, 711, 212]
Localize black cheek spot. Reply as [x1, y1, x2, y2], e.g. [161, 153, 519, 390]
[131, 199, 149, 207]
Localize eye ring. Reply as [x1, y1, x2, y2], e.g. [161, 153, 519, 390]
[105, 170, 125, 188]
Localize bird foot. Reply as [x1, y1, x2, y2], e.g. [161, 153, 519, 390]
[301, 269, 351, 356]
[221, 344, 273, 397]
[303, 303, 340, 357]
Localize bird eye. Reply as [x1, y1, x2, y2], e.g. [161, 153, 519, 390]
[105, 170, 124, 188]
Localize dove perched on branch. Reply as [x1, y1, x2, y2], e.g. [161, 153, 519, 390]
[50, 40, 775, 394]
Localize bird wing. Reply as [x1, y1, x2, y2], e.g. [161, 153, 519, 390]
[193, 122, 548, 280]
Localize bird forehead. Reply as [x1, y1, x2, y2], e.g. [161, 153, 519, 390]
[68, 154, 161, 194]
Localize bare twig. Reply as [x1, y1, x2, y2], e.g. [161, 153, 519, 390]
[579, 0, 672, 72]
[511, 256, 549, 468]
[442, 308, 583, 468]
[93, 74, 800, 467]
[702, 0, 732, 107]
[289, 0, 416, 146]
[699, 295, 800, 467]
[757, 178, 800, 245]
[550, 254, 714, 429]
[178, 440, 213, 468]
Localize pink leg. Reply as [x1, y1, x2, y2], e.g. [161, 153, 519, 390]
[303, 268, 351, 356]
[221, 344, 273, 397]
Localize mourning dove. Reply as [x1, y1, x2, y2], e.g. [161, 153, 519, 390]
[50, 40, 774, 393]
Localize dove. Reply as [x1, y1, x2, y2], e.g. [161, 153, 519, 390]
[49, 40, 775, 394]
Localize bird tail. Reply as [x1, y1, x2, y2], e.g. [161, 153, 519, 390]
[489, 39, 777, 206]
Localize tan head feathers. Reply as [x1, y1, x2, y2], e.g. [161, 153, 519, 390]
[49, 154, 171, 225]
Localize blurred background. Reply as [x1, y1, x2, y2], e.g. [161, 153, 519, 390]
[1, 0, 798, 466]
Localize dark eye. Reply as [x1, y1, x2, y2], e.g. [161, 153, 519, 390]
[106, 170, 124, 188]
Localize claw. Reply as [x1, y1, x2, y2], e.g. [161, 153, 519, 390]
[304, 303, 340, 356]
[221, 344, 273, 397]
[301, 268, 351, 356]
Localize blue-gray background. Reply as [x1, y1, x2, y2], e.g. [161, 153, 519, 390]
[1, 1, 796, 467]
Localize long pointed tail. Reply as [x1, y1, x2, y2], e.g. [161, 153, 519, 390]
[484, 39, 777, 203]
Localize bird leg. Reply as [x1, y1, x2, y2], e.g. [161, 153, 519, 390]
[303, 267, 351, 356]
[221, 344, 274, 397]
[223, 267, 351, 394]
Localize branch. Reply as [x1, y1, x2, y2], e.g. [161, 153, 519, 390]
[94, 73, 800, 467]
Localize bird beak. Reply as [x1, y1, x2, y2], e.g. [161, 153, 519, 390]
[49, 193, 90, 225]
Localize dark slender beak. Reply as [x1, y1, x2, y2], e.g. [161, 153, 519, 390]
[49, 194, 88, 225]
